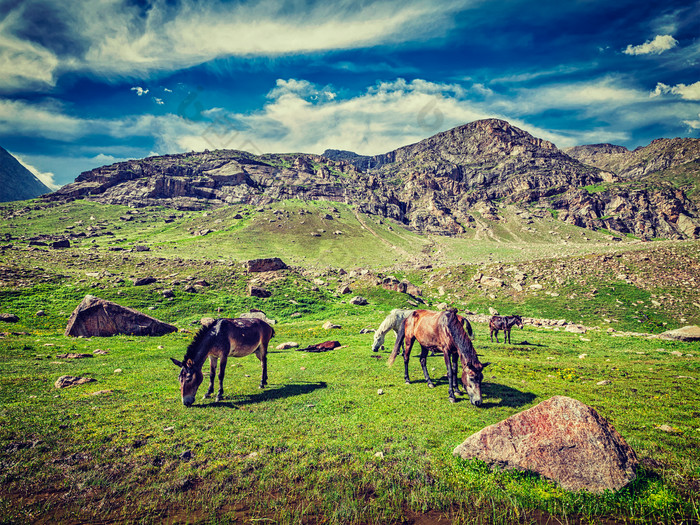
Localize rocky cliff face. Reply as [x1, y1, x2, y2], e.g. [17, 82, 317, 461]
[44, 119, 700, 240]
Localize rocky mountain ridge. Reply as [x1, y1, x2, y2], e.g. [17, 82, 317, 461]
[44, 119, 700, 240]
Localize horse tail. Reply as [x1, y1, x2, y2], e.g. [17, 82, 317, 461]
[386, 318, 406, 367]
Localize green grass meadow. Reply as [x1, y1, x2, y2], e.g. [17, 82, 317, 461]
[1, 199, 699, 524]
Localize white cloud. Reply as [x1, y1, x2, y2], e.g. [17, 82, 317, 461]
[153, 97, 164, 105]
[0, 0, 471, 85]
[651, 81, 700, 101]
[623, 35, 679, 56]
[131, 86, 149, 96]
[13, 154, 61, 190]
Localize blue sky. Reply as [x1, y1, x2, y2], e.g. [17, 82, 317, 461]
[1, 0, 700, 189]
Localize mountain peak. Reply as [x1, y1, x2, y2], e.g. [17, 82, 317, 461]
[0, 146, 52, 203]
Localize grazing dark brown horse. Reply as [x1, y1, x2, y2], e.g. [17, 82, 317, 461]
[170, 318, 274, 407]
[489, 315, 523, 344]
[387, 310, 488, 405]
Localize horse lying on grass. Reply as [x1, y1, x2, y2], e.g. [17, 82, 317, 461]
[372, 308, 475, 353]
[489, 315, 523, 344]
[170, 318, 275, 407]
[387, 309, 488, 405]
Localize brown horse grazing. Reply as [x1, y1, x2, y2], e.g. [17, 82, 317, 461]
[170, 318, 275, 407]
[489, 315, 523, 344]
[387, 310, 489, 405]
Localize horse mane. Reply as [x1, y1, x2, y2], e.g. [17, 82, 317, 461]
[439, 310, 478, 365]
[184, 321, 218, 364]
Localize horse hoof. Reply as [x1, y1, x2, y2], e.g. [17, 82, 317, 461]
[449, 397, 457, 403]
[428, 383, 435, 388]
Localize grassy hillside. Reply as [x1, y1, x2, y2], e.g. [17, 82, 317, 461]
[1, 197, 699, 524]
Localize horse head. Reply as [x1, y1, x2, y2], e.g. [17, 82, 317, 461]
[170, 357, 204, 407]
[514, 315, 524, 329]
[461, 360, 489, 407]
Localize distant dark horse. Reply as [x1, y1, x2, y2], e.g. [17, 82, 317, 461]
[489, 315, 524, 344]
[170, 318, 275, 407]
[387, 310, 488, 405]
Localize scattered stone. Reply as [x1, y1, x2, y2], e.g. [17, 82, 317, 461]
[134, 276, 157, 286]
[114, 368, 123, 374]
[162, 289, 175, 298]
[359, 328, 375, 334]
[246, 257, 287, 273]
[670, 351, 684, 357]
[93, 349, 108, 355]
[51, 239, 70, 249]
[64, 295, 177, 337]
[36, 310, 47, 317]
[377, 389, 384, 395]
[565, 325, 587, 334]
[596, 380, 611, 386]
[578, 353, 587, 359]
[240, 311, 276, 326]
[323, 321, 341, 329]
[54, 376, 96, 388]
[374, 451, 385, 459]
[488, 307, 499, 316]
[350, 296, 368, 305]
[453, 396, 638, 493]
[658, 325, 700, 342]
[180, 450, 193, 461]
[56, 353, 93, 359]
[296, 341, 341, 352]
[276, 342, 299, 350]
[249, 285, 271, 298]
[90, 390, 113, 396]
[338, 285, 352, 294]
[436, 302, 449, 310]
[0, 313, 19, 323]
[656, 425, 679, 433]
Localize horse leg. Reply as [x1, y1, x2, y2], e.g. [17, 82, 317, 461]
[403, 336, 415, 384]
[506, 328, 511, 344]
[216, 355, 228, 401]
[443, 351, 456, 402]
[203, 355, 217, 399]
[495, 330, 500, 343]
[418, 345, 434, 388]
[452, 351, 464, 396]
[256, 343, 268, 389]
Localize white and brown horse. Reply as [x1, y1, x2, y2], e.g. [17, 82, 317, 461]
[387, 309, 488, 405]
[170, 318, 274, 407]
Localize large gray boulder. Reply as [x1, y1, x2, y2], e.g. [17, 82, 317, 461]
[65, 295, 177, 337]
[453, 396, 638, 493]
[658, 325, 700, 342]
[246, 257, 287, 272]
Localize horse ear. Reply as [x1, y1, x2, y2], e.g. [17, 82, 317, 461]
[482, 362, 491, 368]
[170, 358, 183, 368]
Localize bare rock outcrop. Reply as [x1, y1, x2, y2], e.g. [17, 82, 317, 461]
[658, 325, 700, 341]
[453, 396, 638, 492]
[65, 295, 177, 337]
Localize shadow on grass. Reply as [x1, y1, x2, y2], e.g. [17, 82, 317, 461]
[194, 381, 327, 409]
[480, 383, 537, 409]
